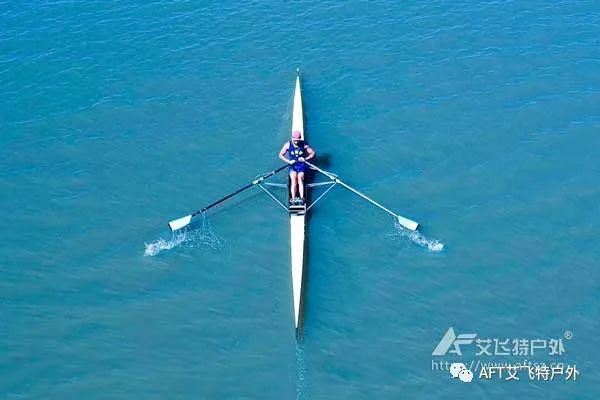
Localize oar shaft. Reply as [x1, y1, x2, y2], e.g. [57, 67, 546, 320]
[336, 179, 399, 219]
[194, 182, 253, 216]
[192, 165, 288, 217]
[307, 161, 392, 214]
[169, 165, 288, 230]
[306, 161, 419, 230]
[306, 161, 335, 180]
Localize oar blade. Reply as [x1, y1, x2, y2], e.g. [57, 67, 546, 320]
[168, 215, 192, 231]
[397, 215, 419, 231]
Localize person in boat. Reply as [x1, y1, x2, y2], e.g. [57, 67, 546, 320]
[279, 130, 315, 205]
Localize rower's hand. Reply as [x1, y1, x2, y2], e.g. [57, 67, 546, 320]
[288, 159, 296, 165]
[298, 157, 305, 162]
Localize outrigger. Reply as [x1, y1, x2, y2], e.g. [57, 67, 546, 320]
[167, 70, 419, 336]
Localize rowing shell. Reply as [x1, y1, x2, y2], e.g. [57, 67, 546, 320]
[289, 70, 306, 331]
[166, 70, 421, 340]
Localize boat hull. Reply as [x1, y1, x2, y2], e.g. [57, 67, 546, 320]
[290, 72, 305, 331]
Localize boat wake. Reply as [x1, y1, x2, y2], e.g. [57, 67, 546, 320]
[391, 221, 445, 252]
[296, 342, 307, 400]
[144, 215, 225, 257]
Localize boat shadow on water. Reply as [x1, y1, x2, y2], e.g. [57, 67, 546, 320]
[313, 152, 332, 168]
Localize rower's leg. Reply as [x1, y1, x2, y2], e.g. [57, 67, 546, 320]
[298, 172, 305, 200]
[290, 171, 298, 199]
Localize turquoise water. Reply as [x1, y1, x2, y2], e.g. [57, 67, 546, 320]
[1, 1, 599, 398]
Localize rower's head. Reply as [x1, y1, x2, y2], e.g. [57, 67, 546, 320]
[291, 130, 302, 144]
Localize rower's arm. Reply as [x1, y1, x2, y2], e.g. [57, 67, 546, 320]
[279, 143, 292, 164]
[305, 145, 316, 160]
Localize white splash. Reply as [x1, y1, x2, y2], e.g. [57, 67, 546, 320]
[144, 214, 225, 257]
[392, 221, 445, 252]
[144, 233, 187, 257]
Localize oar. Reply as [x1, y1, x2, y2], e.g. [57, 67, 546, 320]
[305, 161, 419, 231]
[168, 165, 288, 231]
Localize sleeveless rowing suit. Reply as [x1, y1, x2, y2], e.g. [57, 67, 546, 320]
[288, 140, 308, 173]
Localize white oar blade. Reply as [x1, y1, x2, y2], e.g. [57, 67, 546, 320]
[168, 215, 192, 231]
[397, 215, 419, 231]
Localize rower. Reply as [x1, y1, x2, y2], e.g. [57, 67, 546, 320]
[279, 130, 315, 205]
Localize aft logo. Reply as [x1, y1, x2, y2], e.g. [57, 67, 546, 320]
[432, 327, 477, 356]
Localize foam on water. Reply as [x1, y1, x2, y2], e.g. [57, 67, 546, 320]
[391, 221, 445, 252]
[144, 214, 225, 256]
[144, 233, 188, 257]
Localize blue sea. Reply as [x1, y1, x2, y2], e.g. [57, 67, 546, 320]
[1, 1, 599, 399]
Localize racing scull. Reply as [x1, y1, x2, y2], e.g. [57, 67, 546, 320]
[166, 70, 420, 339]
